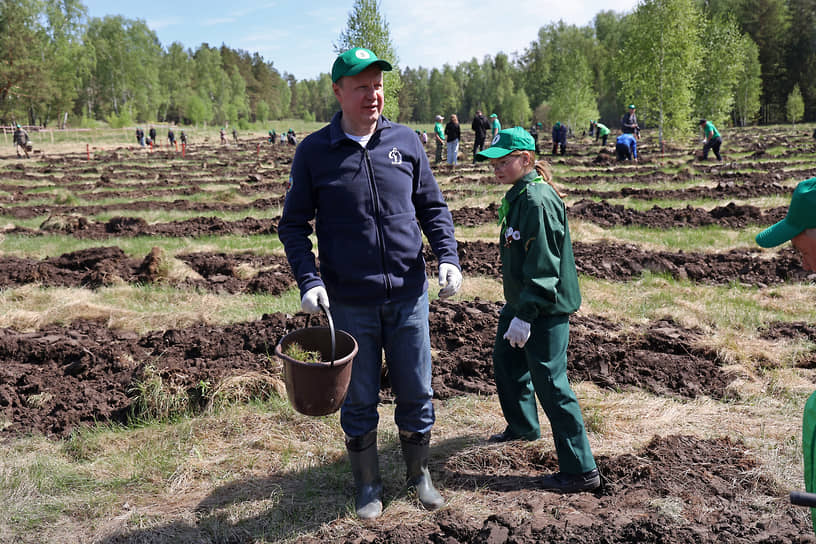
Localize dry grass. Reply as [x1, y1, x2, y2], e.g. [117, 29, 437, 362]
[2, 129, 815, 542]
[0, 284, 299, 334]
[4, 377, 803, 543]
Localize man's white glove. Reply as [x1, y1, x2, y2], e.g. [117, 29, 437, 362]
[438, 263, 463, 299]
[301, 286, 329, 314]
[503, 317, 531, 349]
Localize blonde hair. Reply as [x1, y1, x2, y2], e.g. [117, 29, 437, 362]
[513, 152, 565, 197]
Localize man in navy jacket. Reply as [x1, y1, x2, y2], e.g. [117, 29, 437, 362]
[278, 47, 462, 520]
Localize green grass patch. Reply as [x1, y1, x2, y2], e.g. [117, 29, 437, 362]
[571, 222, 769, 251]
[579, 272, 816, 330]
[597, 194, 791, 211]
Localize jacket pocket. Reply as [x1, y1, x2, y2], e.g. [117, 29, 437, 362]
[380, 212, 423, 276]
[316, 216, 379, 288]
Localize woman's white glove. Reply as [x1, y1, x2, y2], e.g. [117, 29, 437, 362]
[503, 317, 531, 348]
[301, 286, 329, 314]
[438, 263, 463, 299]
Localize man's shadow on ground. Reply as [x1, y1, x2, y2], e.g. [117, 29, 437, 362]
[94, 431, 565, 543]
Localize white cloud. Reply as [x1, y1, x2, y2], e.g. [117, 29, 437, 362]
[381, 0, 638, 70]
[146, 17, 184, 30]
[202, 17, 236, 26]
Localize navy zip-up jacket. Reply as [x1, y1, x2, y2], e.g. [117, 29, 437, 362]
[278, 111, 460, 306]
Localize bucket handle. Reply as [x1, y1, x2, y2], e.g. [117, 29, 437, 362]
[306, 300, 337, 366]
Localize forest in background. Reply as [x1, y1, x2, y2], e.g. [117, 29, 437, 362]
[1, 0, 815, 139]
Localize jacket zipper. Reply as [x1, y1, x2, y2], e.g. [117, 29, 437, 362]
[364, 148, 392, 298]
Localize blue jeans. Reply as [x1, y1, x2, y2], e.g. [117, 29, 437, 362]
[446, 140, 459, 165]
[331, 292, 435, 437]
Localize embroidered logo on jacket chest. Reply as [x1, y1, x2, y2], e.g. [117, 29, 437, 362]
[504, 226, 521, 247]
[388, 147, 402, 165]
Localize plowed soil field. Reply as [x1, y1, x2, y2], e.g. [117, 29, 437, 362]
[1, 126, 815, 543]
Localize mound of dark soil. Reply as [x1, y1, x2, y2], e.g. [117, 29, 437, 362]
[0, 314, 305, 437]
[424, 301, 733, 401]
[0, 247, 295, 295]
[295, 435, 811, 544]
[0, 301, 742, 438]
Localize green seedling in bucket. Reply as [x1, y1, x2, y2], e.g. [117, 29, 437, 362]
[283, 342, 323, 364]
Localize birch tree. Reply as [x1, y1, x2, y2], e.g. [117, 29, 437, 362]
[616, 0, 703, 146]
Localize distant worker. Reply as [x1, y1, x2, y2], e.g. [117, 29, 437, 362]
[286, 128, 297, 146]
[136, 127, 145, 147]
[529, 122, 541, 154]
[698, 119, 722, 161]
[551, 122, 567, 156]
[13, 124, 30, 158]
[220, 127, 227, 145]
[621, 104, 639, 138]
[471, 110, 490, 163]
[433, 114, 445, 163]
[148, 126, 157, 144]
[490, 113, 501, 141]
[615, 132, 638, 162]
[167, 128, 176, 146]
[589, 120, 596, 138]
[595, 122, 610, 146]
[445, 114, 460, 166]
[269, 129, 276, 144]
[232, 127, 238, 143]
[180, 130, 187, 145]
[421, 131, 428, 145]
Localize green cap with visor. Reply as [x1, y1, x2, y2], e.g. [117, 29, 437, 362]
[331, 47, 392, 83]
[476, 126, 535, 161]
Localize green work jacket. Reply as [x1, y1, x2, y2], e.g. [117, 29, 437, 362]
[498, 171, 581, 322]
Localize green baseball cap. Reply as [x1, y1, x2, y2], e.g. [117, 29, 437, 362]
[628, 104, 635, 109]
[331, 47, 392, 83]
[476, 127, 535, 161]
[756, 178, 816, 248]
[489, 113, 498, 118]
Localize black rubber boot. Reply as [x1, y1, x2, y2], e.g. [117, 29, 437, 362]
[539, 468, 601, 493]
[399, 430, 444, 510]
[346, 429, 383, 519]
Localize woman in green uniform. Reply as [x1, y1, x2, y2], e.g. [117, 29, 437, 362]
[476, 126, 600, 493]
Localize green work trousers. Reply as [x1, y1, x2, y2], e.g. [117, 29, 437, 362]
[492, 310, 597, 475]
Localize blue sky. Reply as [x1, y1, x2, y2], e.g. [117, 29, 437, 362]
[81, 1, 640, 81]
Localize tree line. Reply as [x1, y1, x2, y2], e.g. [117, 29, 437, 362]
[1, 0, 813, 139]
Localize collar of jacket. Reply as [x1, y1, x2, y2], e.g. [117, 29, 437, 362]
[498, 170, 541, 226]
[506, 170, 540, 202]
[328, 111, 393, 148]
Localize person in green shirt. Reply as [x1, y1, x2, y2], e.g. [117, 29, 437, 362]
[699, 118, 722, 161]
[476, 127, 600, 494]
[433, 115, 445, 163]
[490, 113, 501, 141]
[594, 122, 610, 146]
